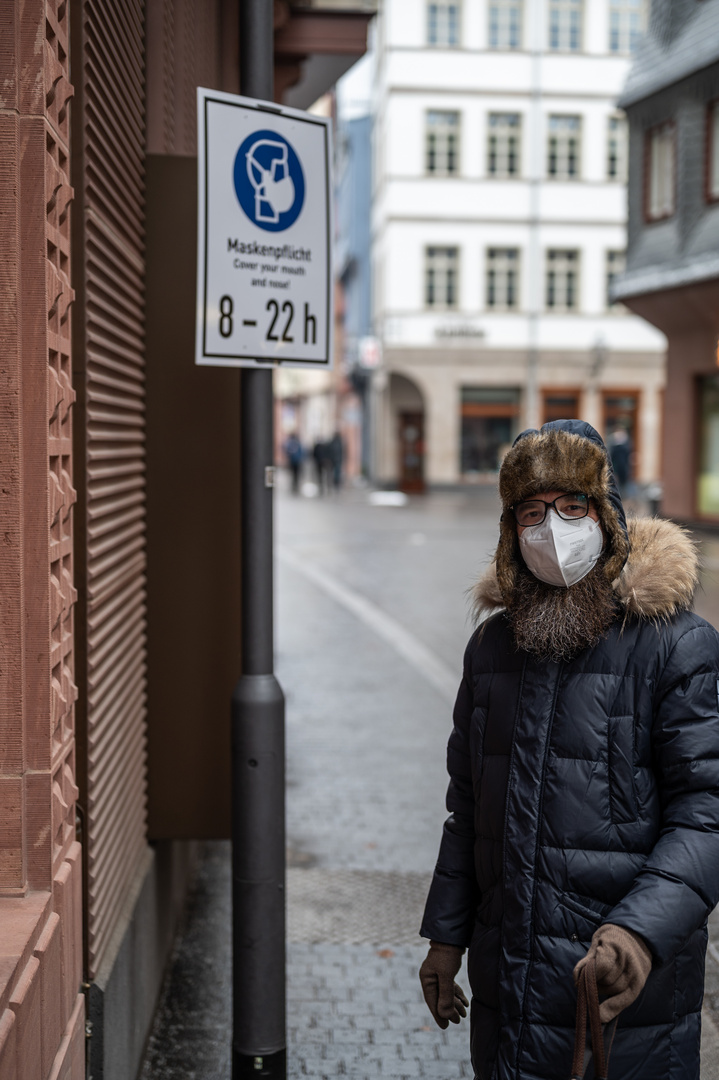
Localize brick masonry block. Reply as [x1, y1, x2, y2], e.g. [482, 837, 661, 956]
[0, 3, 19, 114]
[25, 772, 52, 891]
[47, 995, 84, 1080]
[67, 845, 82, 1001]
[0, 894, 52, 1013]
[0, 1009, 16, 1080]
[53, 845, 82, 1025]
[0, 778, 23, 888]
[17, 1, 46, 116]
[0, 107, 24, 798]
[33, 912, 62, 1076]
[42, 29, 72, 143]
[9, 955, 41, 1080]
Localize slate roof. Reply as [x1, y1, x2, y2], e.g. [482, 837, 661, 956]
[611, 253, 719, 301]
[618, 0, 719, 108]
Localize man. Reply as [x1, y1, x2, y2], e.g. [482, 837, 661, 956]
[328, 430, 344, 491]
[419, 419, 719, 1080]
[283, 431, 304, 495]
[607, 423, 632, 493]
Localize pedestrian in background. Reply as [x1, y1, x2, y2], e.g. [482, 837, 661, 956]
[312, 438, 330, 495]
[607, 423, 632, 492]
[283, 431, 304, 495]
[419, 419, 719, 1079]
[328, 431, 344, 491]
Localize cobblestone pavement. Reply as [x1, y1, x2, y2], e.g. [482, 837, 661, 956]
[140, 484, 719, 1078]
[139, 844, 473, 1080]
[287, 944, 472, 1080]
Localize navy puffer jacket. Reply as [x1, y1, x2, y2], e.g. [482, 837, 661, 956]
[421, 430, 719, 1080]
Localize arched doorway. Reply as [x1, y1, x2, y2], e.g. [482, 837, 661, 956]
[390, 373, 425, 493]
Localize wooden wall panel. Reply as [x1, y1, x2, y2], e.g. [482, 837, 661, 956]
[144, 0, 240, 840]
[145, 0, 236, 156]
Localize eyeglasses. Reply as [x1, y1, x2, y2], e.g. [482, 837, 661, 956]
[511, 493, 590, 527]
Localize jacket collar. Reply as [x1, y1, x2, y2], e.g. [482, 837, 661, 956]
[473, 517, 699, 623]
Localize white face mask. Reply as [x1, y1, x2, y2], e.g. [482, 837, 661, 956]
[518, 511, 604, 588]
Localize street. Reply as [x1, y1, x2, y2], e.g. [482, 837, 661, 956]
[141, 480, 719, 1079]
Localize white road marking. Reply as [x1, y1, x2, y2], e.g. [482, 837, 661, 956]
[277, 545, 459, 704]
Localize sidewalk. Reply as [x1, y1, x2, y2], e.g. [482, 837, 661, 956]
[140, 841, 719, 1080]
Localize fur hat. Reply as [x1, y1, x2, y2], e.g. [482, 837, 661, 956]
[495, 419, 630, 604]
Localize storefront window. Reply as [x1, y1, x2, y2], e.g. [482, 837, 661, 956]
[602, 391, 639, 485]
[698, 376, 719, 517]
[460, 387, 520, 475]
[542, 390, 581, 424]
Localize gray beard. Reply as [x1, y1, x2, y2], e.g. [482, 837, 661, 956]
[505, 558, 619, 662]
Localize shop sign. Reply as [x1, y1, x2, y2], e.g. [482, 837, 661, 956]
[434, 324, 486, 340]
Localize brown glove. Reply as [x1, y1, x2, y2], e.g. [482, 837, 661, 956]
[573, 923, 652, 1022]
[419, 940, 469, 1030]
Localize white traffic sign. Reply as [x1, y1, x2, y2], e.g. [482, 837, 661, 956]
[196, 88, 333, 369]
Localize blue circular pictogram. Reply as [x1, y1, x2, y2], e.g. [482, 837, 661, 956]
[233, 129, 305, 232]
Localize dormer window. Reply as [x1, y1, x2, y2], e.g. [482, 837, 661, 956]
[707, 101, 719, 202]
[645, 121, 676, 221]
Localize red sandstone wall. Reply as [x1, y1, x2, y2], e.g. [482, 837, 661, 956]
[662, 331, 716, 521]
[0, 0, 84, 1076]
[626, 282, 719, 522]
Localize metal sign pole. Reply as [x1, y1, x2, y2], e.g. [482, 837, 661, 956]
[232, 2, 286, 1077]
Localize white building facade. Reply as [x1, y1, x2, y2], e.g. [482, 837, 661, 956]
[371, 0, 666, 489]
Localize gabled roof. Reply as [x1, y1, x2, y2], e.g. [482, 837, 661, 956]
[618, 0, 719, 108]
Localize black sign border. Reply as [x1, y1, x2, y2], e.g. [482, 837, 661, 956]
[201, 94, 332, 367]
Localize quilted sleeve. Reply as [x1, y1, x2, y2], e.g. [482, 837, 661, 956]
[608, 621, 719, 965]
[419, 637, 480, 948]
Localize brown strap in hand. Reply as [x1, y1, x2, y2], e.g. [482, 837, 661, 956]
[570, 956, 616, 1080]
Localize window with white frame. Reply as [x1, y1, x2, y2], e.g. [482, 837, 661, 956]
[486, 248, 520, 310]
[546, 249, 580, 312]
[426, 247, 459, 308]
[548, 0, 583, 50]
[607, 113, 627, 180]
[708, 102, 719, 201]
[646, 121, 675, 220]
[606, 250, 626, 310]
[488, 113, 521, 177]
[547, 115, 581, 179]
[609, 0, 646, 53]
[488, 0, 522, 48]
[426, 111, 461, 175]
[427, 1, 461, 46]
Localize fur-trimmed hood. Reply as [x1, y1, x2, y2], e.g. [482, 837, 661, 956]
[473, 516, 699, 622]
